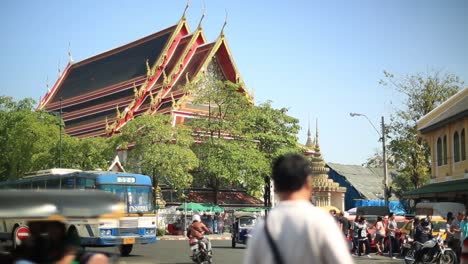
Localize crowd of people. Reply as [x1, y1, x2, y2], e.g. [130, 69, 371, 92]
[331, 209, 468, 262]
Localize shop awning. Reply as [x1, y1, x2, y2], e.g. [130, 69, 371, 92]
[403, 178, 468, 199]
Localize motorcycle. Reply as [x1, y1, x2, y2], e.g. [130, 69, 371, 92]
[189, 237, 212, 264]
[404, 234, 457, 264]
[400, 235, 414, 258]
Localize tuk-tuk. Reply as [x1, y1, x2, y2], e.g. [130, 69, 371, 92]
[0, 189, 123, 264]
[231, 211, 257, 248]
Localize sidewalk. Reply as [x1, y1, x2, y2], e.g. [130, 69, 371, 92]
[158, 233, 232, 241]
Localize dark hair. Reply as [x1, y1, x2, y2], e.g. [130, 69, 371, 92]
[377, 216, 383, 222]
[272, 153, 312, 192]
[447, 212, 453, 220]
[389, 212, 394, 218]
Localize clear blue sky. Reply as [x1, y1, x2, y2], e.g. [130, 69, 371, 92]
[1, 0, 467, 165]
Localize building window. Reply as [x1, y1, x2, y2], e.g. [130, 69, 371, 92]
[437, 137, 442, 166]
[462, 129, 466, 161]
[443, 135, 448, 165]
[454, 131, 460, 162]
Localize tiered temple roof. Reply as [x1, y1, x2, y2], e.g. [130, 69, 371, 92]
[37, 9, 249, 138]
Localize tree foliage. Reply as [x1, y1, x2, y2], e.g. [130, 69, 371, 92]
[186, 80, 270, 203]
[119, 113, 198, 191]
[0, 96, 118, 180]
[380, 70, 463, 198]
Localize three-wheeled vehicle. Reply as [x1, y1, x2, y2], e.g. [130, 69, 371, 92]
[231, 211, 257, 248]
[0, 189, 123, 264]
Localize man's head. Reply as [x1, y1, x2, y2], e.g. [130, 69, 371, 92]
[426, 214, 432, 221]
[457, 212, 464, 221]
[192, 214, 201, 223]
[389, 212, 395, 220]
[272, 154, 312, 198]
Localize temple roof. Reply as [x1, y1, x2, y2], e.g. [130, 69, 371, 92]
[38, 12, 247, 138]
[48, 26, 176, 105]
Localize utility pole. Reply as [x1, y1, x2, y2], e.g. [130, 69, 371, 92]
[350, 113, 390, 207]
[59, 97, 63, 168]
[381, 116, 389, 207]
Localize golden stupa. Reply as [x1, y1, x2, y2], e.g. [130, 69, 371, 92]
[306, 120, 346, 211]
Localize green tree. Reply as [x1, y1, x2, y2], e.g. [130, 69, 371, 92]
[0, 96, 58, 179]
[119, 113, 198, 191]
[242, 101, 302, 202]
[187, 80, 269, 203]
[380, 70, 463, 198]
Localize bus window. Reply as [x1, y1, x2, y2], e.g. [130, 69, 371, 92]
[76, 178, 95, 189]
[127, 186, 153, 214]
[32, 180, 45, 189]
[47, 179, 60, 189]
[61, 177, 75, 189]
[18, 181, 31, 189]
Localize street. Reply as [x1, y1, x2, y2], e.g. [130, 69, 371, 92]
[92, 240, 404, 264]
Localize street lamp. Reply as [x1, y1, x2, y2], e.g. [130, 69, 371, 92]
[350, 113, 389, 207]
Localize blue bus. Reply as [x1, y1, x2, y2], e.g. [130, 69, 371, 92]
[0, 169, 157, 256]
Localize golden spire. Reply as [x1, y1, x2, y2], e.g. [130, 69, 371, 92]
[220, 9, 228, 37]
[305, 118, 314, 148]
[68, 42, 73, 63]
[181, 0, 190, 20]
[197, 1, 206, 30]
[315, 118, 319, 147]
[46, 76, 50, 93]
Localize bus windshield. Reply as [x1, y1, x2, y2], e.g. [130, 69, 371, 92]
[98, 185, 153, 214]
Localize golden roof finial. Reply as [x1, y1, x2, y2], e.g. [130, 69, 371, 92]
[220, 9, 228, 37]
[68, 42, 73, 63]
[181, 0, 190, 20]
[306, 116, 314, 148]
[46, 76, 50, 93]
[197, 1, 206, 30]
[315, 118, 319, 147]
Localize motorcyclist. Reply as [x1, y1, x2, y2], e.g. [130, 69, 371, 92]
[413, 218, 433, 261]
[187, 215, 212, 254]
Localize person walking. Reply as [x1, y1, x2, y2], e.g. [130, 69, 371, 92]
[374, 216, 385, 255]
[350, 215, 361, 256]
[356, 216, 371, 258]
[243, 154, 353, 264]
[387, 213, 398, 260]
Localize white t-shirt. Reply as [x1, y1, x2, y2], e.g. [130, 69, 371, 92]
[243, 200, 354, 264]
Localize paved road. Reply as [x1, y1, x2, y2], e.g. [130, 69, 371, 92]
[92, 240, 404, 264]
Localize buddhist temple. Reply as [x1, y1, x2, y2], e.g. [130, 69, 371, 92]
[37, 5, 250, 138]
[306, 121, 347, 211]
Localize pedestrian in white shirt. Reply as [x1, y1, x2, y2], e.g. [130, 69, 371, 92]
[243, 154, 353, 264]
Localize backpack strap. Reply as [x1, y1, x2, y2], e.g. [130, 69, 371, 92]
[264, 216, 285, 264]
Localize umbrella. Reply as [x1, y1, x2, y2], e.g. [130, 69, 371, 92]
[203, 204, 224, 213]
[347, 207, 357, 215]
[238, 207, 265, 213]
[176, 202, 206, 212]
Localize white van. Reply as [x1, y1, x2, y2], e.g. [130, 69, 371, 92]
[415, 202, 466, 218]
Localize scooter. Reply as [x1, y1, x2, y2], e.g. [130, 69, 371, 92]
[189, 237, 212, 264]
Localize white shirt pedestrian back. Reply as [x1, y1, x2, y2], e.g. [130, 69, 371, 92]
[243, 200, 353, 264]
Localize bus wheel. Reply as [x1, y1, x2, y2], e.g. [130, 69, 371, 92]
[13, 225, 30, 248]
[119, 244, 133, 256]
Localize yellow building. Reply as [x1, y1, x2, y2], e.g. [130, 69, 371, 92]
[405, 88, 468, 205]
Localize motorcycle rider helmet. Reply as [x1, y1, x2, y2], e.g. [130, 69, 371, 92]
[421, 218, 429, 227]
[192, 214, 201, 222]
